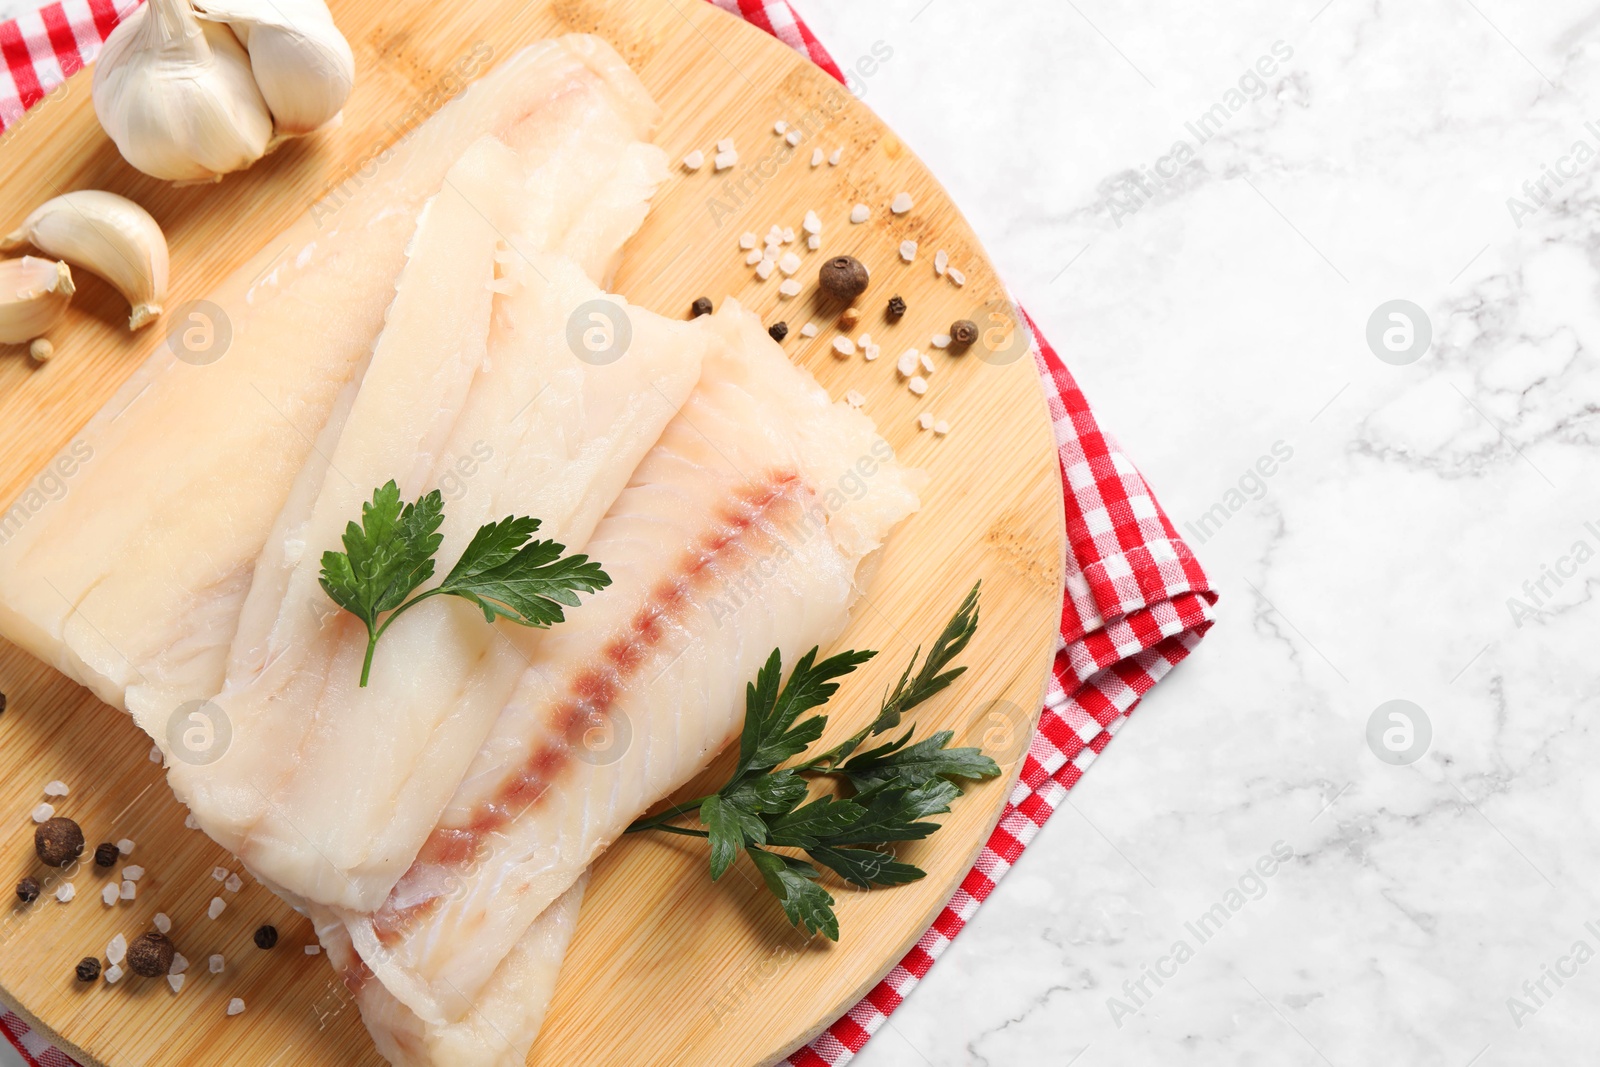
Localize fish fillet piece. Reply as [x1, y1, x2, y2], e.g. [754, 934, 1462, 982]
[162, 144, 703, 911]
[340, 299, 923, 1029]
[0, 35, 660, 724]
[315, 878, 586, 1067]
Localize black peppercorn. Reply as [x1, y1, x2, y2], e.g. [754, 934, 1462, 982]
[94, 842, 117, 868]
[768, 321, 789, 342]
[0, 690, 7, 716]
[127, 930, 175, 978]
[950, 319, 978, 349]
[16, 877, 40, 904]
[253, 924, 279, 949]
[819, 256, 869, 302]
[690, 296, 713, 318]
[887, 295, 906, 320]
[35, 816, 84, 868]
[75, 957, 101, 983]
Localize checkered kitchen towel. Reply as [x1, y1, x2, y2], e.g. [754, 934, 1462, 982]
[0, 1, 1217, 1063]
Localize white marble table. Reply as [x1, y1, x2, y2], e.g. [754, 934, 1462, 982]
[800, 1, 1600, 1065]
[4, 2, 1595, 1066]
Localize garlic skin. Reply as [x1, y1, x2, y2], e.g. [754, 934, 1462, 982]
[2, 192, 169, 331]
[0, 258, 75, 345]
[192, 0, 354, 135]
[92, 0, 273, 183]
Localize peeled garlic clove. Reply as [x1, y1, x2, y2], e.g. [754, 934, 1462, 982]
[0, 257, 74, 345]
[192, 0, 354, 135]
[92, 0, 273, 182]
[2, 191, 169, 331]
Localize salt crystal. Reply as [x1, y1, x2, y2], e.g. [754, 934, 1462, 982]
[184, 814, 199, 830]
[120, 880, 136, 900]
[31, 803, 54, 823]
[828, 148, 843, 165]
[934, 420, 951, 436]
[918, 413, 935, 430]
[714, 150, 738, 171]
[745, 249, 762, 266]
[908, 376, 928, 396]
[101, 884, 119, 906]
[167, 974, 185, 993]
[845, 390, 866, 408]
[55, 883, 74, 903]
[148, 745, 162, 763]
[739, 232, 757, 250]
[803, 210, 821, 235]
[170, 953, 188, 975]
[811, 148, 824, 167]
[104, 964, 124, 985]
[863, 344, 881, 361]
[212, 867, 228, 881]
[768, 224, 784, 240]
[857, 332, 872, 348]
[122, 865, 144, 882]
[778, 279, 802, 297]
[920, 353, 936, 375]
[716, 137, 735, 153]
[774, 120, 788, 134]
[755, 259, 774, 281]
[800, 323, 819, 338]
[891, 192, 914, 214]
[896, 351, 919, 378]
[304, 945, 321, 956]
[116, 839, 134, 855]
[782, 227, 795, 244]
[209, 954, 225, 974]
[208, 897, 226, 919]
[849, 204, 869, 224]
[154, 913, 171, 934]
[807, 234, 821, 250]
[43, 780, 68, 797]
[108, 934, 128, 965]
[781, 129, 799, 147]
[778, 252, 802, 276]
[934, 250, 948, 276]
[832, 337, 856, 357]
[681, 150, 704, 171]
[949, 268, 966, 287]
[931, 333, 951, 349]
[227, 998, 246, 1017]
[225, 873, 243, 893]
[900, 240, 917, 263]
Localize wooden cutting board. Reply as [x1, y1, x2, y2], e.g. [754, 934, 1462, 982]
[0, 1, 1065, 1064]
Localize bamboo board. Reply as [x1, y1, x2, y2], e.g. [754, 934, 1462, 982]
[0, 1, 1066, 1064]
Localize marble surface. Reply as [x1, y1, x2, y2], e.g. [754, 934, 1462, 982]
[2, 2, 1597, 1066]
[799, 1, 1600, 1065]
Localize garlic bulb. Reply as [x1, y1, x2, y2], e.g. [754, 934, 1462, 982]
[0, 258, 75, 345]
[192, 0, 354, 135]
[93, 0, 273, 182]
[2, 191, 169, 331]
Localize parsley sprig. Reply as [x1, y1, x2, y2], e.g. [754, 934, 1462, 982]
[319, 481, 611, 686]
[626, 583, 999, 940]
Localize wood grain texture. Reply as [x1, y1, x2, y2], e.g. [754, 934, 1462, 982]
[0, 1, 1065, 1064]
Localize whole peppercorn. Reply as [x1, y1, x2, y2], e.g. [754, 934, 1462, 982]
[16, 877, 40, 904]
[75, 957, 101, 983]
[127, 930, 175, 978]
[93, 842, 118, 868]
[886, 295, 906, 320]
[35, 816, 84, 868]
[950, 319, 979, 350]
[819, 255, 869, 302]
[768, 321, 789, 342]
[253, 924, 279, 950]
[690, 296, 713, 318]
[0, 690, 7, 715]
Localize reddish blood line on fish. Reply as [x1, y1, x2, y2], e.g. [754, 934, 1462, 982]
[372, 468, 809, 942]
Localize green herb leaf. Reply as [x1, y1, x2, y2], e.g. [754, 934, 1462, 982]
[318, 481, 445, 625]
[736, 647, 875, 779]
[700, 795, 756, 880]
[840, 729, 1002, 789]
[765, 795, 865, 849]
[806, 846, 926, 889]
[438, 518, 611, 627]
[822, 779, 961, 846]
[746, 847, 838, 941]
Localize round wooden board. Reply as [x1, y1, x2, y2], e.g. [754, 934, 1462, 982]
[0, 2, 1065, 1064]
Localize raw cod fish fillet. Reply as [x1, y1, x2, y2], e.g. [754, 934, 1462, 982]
[164, 136, 706, 912]
[334, 299, 924, 1051]
[0, 34, 659, 727]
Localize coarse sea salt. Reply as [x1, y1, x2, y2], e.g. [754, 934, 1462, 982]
[43, 780, 68, 797]
[120, 880, 136, 900]
[123, 865, 144, 882]
[832, 337, 856, 357]
[227, 998, 246, 1017]
[828, 148, 843, 165]
[170, 953, 188, 975]
[896, 350, 919, 378]
[785, 129, 802, 146]
[31, 803, 54, 823]
[714, 150, 738, 171]
[224, 873, 243, 894]
[744, 249, 762, 266]
[739, 232, 757, 250]
[920, 352, 936, 375]
[117, 838, 135, 855]
[778, 252, 802, 276]
[208, 897, 226, 919]
[304, 945, 321, 956]
[900, 240, 917, 263]
[803, 210, 821, 234]
[845, 390, 865, 409]
[930, 333, 952, 349]
[778, 279, 802, 297]
[863, 344, 881, 361]
[212, 867, 228, 881]
[918, 413, 935, 430]
[933, 250, 949, 276]
[811, 148, 824, 167]
[184, 814, 199, 830]
[167, 974, 185, 993]
[101, 884, 119, 906]
[934, 420, 951, 436]
[148, 745, 162, 763]
[55, 883, 74, 903]
[849, 204, 870, 224]
[716, 137, 735, 153]
[908, 376, 928, 396]
[154, 913, 171, 934]
[209, 954, 225, 974]
[800, 322, 819, 338]
[891, 192, 914, 214]
[681, 150, 704, 171]
[774, 120, 788, 134]
[948, 267, 966, 286]
[755, 259, 775, 281]
[104, 964, 124, 985]
[807, 234, 821, 250]
[108, 934, 128, 965]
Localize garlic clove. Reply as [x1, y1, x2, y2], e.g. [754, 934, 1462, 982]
[2, 191, 169, 331]
[0, 258, 74, 346]
[192, 0, 354, 136]
[92, 0, 273, 183]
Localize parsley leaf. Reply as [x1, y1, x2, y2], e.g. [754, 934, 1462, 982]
[839, 729, 1001, 789]
[735, 647, 876, 779]
[319, 481, 610, 686]
[746, 848, 838, 941]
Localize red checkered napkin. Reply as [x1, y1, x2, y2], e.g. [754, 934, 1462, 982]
[0, 2, 1217, 1064]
